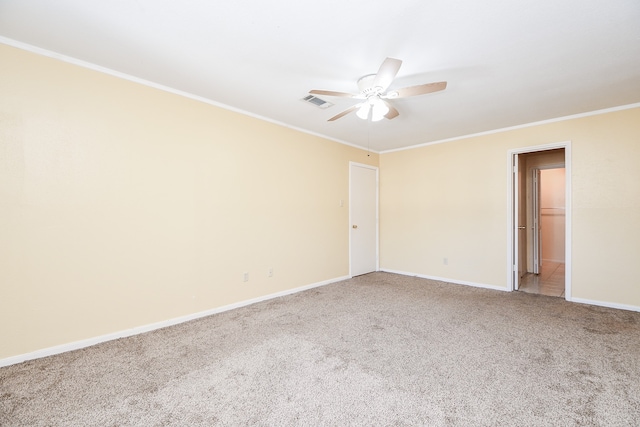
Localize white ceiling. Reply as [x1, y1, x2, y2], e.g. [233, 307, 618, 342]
[1, 0, 639, 152]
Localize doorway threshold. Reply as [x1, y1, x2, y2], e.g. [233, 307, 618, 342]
[518, 262, 565, 298]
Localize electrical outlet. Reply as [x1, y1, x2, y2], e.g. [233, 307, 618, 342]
[268, 267, 273, 277]
[443, 258, 448, 265]
[243, 272, 249, 282]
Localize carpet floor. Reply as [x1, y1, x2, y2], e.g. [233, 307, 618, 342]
[1, 272, 639, 426]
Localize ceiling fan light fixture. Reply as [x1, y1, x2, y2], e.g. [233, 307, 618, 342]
[371, 109, 386, 122]
[310, 57, 447, 122]
[356, 103, 371, 120]
[371, 97, 389, 121]
[357, 96, 388, 121]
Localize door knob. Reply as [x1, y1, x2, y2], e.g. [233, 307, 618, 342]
[518, 226, 526, 230]
[352, 225, 358, 229]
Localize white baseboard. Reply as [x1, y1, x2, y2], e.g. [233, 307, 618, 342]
[568, 297, 640, 313]
[381, 269, 640, 313]
[0, 275, 350, 368]
[380, 269, 508, 292]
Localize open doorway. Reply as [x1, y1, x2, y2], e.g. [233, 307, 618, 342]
[509, 143, 571, 299]
[520, 165, 566, 297]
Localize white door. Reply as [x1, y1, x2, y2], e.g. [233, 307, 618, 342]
[516, 154, 527, 289]
[350, 163, 378, 276]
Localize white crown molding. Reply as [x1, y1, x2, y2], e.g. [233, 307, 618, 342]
[381, 102, 640, 154]
[0, 37, 376, 154]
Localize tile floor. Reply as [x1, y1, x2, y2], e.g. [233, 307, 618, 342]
[518, 261, 565, 298]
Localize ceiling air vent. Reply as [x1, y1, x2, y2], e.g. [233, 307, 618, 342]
[301, 94, 333, 109]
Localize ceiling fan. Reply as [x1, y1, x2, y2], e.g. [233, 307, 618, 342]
[309, 57, 447, 122]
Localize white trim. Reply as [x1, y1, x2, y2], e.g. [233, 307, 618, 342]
[542, 258, 566, 264]
[384, 269, 640, 314]
[0, 37, 374, 154]
[349, 162, 380, 276]
[381, 269, 507, 292]
[0, 275, 349, 368]
[381, 103, 640, 154]
[507, 141, 572, 300]
[6, 36, 639, 157]
[569, 297, 640, 313]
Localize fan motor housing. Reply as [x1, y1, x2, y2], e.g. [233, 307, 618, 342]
[357, 74, 382, 95]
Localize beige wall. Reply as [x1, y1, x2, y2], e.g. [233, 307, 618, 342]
[0, 44, 377, 359]
[380, 107, 640, 308]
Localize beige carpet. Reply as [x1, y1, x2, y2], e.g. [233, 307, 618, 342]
[1, 272, 639, 426]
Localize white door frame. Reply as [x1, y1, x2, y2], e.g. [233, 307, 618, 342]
[507, 142, 572, 300]
[513, 153, 524, 290]
[349, 161, 379, 277]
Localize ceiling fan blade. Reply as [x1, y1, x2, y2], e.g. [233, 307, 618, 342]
[372, 57, 402, 91]
[388, 81, 447, 98]
[327, 103, 363, 121]
[310, 89, 358, 98]
[383, 100, 399, 119]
